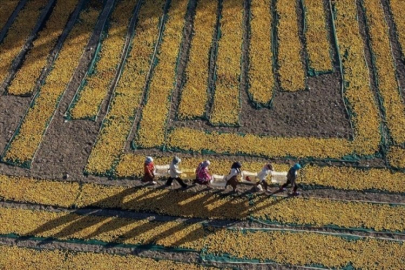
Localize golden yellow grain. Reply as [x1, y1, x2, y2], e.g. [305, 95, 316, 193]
[8, 0, 78, 95]
[0, 207, 205, 250]
[69, 0, 138, 119]
[252, 196, 405, 231]
[303, 165, 405, 192]
[86, 0, 165, 174]
[3, 3, 101, 164]
[136, 0, 189, 147]
[210, 0, 244, 125]
[167, 0, 380, 159]
[178, 0, 217, 119]
[276, 0, 305, 91]
[248, 0, 274, 105]
[204, 229, 405, 268]
[387, 146, 405, 168]
[0, 0, 48, 84]
[389, 0, 405, 58]
[0, 245, 214, 269]
[363, 0, 405, 144]
[0, 174, 79, 207]
[0, 246, 66, 269]
[304, 0, 333, 72]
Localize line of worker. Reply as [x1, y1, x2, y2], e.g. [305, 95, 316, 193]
[143, 156, 302, 196]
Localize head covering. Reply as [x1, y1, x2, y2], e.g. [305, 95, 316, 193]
[231, 162, 242, 169]
[172, 156, 181, 164]
[265, 163, 273, 171]
[202, 160, 210, 167]
[293, 163, 301, 170]
[145, 156, 153, 164]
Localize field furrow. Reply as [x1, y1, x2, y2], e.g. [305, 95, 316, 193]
[135, 0, 189, 148]
[177, 0, 217, 120]
[0, 207, 205, 250]
[85, 0, 165, 175]
[0, 245, 211, 269]
[334, 0, 381, 153]
[2, 1, 102, 166]
[0, 0, 20, 33]
[0, 205, 404, 269]
[7, 0, 78, 95]
[303, 0, 333, 73]
[2, 173, 405, 231]
[204, 229, 405, 268]
[68, 0, 138, 120]
[210, 0, 244, 126]
[389, 0, 405, 58]
[0, 0, 49, 85]
[0, 0, 404, 266]
[363, 0, 405, 145]
[248, 0, 274, 105]
[276, 0, 305, 91]
[166, 0, 380, 158]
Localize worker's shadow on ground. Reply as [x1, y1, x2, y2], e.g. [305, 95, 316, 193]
[18, 184, 287, 250]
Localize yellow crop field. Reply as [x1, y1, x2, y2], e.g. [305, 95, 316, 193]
[1, 0, 405, 267]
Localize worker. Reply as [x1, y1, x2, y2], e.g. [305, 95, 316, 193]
[142, 156, 156, 185]
[256, 163, 273, 192]
[165, 156, 187, 188]
[225, 162, 242, 192]
[194, 160, 212, 188]
[276, 163, 301, 196]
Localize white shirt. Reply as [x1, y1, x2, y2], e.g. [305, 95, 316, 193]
[257, 167, 272, 181]
[225, 168, 240, 181]
[169, 162, 182, 178]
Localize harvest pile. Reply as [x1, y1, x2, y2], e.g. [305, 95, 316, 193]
[1, 0, 405, 268]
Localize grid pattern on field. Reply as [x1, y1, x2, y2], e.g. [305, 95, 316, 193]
[159, 0, 381, 159]
[2, 0, 103, 167]
[1, 0, 405, 173]
[81, 0, 398, 178]
[126, 0, 380, 159]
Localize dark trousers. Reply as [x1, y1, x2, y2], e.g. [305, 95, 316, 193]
[166, 177, 187, 188]
[225, 176, 239, 191]
[280, 177, 298, 193]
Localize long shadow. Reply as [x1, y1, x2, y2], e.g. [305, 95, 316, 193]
[13, 187, 202, 248]
[15, 183, 287, 251]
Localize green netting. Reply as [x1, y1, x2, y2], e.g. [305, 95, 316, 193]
[248, 216, 405, 235]
[199, 226, 404, 267]
[244, 0, 276, 109]
[174, 0, 211, 122]
[64, 15, 109, 121]
[160, 0, 196, 152]
[94, 0, 398, 181]
[82, 0, 151, 178]
[360, 0, 405, 159]
[199, 0, 241, 128]
[0, 0, 89, 169]
[300, 0, 334, 77]
[162, 0, 381, 164]
[128, 0, 171, 151]
[0, 233, 196, 253]
[2, 0, 57, 96]
[386, 0, 405, 62]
